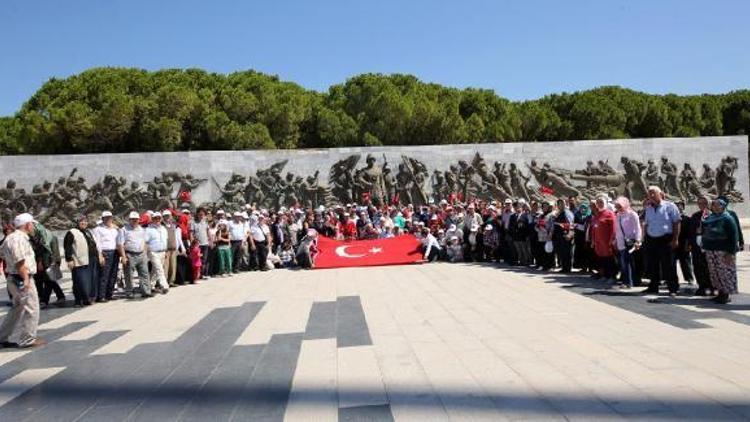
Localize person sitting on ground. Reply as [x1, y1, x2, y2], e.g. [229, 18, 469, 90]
[421, 227, 441, 262]
[446, 236, 463, 262]
[278, 239, 296, 268]
[296, 229, 319, 269]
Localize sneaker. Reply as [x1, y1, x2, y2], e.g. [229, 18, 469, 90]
[203, 275, 211, 279]
[20, 338, 46, 349]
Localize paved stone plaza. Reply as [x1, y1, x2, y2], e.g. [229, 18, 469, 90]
[1, 258, 749, 421]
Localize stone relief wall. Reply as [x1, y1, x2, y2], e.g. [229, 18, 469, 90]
[0, 136, 747, 228]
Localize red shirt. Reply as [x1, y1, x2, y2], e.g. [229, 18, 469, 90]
[591, 209, 616, 257]
[338, 220, 357, 240]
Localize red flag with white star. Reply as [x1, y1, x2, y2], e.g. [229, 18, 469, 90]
[314, 235, 424, 269]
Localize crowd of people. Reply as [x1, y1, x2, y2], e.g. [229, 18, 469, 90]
[0, 184, 744, 348]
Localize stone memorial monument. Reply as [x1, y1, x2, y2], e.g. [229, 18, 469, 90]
[0, 136, 747, 229]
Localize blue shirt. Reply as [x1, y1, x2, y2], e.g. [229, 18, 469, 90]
[644, 201, 680, 237]
[145, 225, 168, 252]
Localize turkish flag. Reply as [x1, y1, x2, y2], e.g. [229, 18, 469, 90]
[314, 235, 424, 269]
[540, 185, 554, 195]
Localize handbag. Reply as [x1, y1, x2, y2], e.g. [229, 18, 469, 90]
[46, 263, 63, 281]
[617, 215, 636, 251]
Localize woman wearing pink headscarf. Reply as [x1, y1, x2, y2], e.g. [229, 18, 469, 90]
[613, 196, 642, 288]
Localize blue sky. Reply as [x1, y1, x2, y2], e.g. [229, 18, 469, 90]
[1, 0, 749, 116]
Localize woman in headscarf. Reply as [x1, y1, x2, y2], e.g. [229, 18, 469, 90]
[613, 196, 642, 288]
[64, 215, 100, 307]
[590, 196, 617, 283]
[702, 198, 740, 304]
[573, 200, 593, 273]
[296, 229, 319, 269]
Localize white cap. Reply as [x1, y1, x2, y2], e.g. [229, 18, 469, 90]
[440, 199, 448, 205]
[128, 211, 140, 219]
[431, 215, 438, 220]
[216, 209, 225, 214]
[241, 211, 249, 219]
[504, 198, 513, 204]
[101, 211, 113, 218]
[146, 210, 154, 216]
[233, 211, 242, 217]
[343, 212, 350, 217]
[182, 208, 191, 213]
[162, 210, 172, 216]
[485, 224, 493, 231]
[152, 212, 162, 218]
[13, 213, 35, 228]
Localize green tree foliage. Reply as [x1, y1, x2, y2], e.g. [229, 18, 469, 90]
[2, 67, 750, 155]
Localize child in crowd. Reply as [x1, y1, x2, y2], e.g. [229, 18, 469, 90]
[278, 239, 295, 268]
[189, 239, 202, 283]
[447, 236, 463, 262]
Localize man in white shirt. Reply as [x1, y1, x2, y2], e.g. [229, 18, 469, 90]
[228, 212, 248, 273]
[117, 212, 152, 298]
[93, 211, 120, 302]
[248, 215, 270, 271]
[162, 210, 185, 287]
[0, 213, 44, 348]
[421, 227, 441, 262]
[145, 212, 169, 294]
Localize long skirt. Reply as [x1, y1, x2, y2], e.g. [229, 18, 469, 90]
[705, 250, 738, 294]
[72, 265, 93, 305]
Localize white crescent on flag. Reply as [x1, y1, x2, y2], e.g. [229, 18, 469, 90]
[335, 245, 367, 258]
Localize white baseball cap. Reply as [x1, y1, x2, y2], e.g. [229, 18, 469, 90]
[233, 211, 242, 217]
[162, 210, 172, 216]
[101, 211, 113, 218]
[216, 209, 225, 215]
[128, 211, 140, 219]
[152, 212, 162, 218]
[13, 213, 35, 228]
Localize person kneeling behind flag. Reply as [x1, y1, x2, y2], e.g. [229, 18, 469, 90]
[421, 228, 441, 262]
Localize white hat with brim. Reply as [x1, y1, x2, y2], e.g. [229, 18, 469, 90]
[101, 211, 113, 218]
[13, 213, 35, 228]
[152, 212, 162, 218]
[128, 211, 140, 219]
[162, 210, 172, 216]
